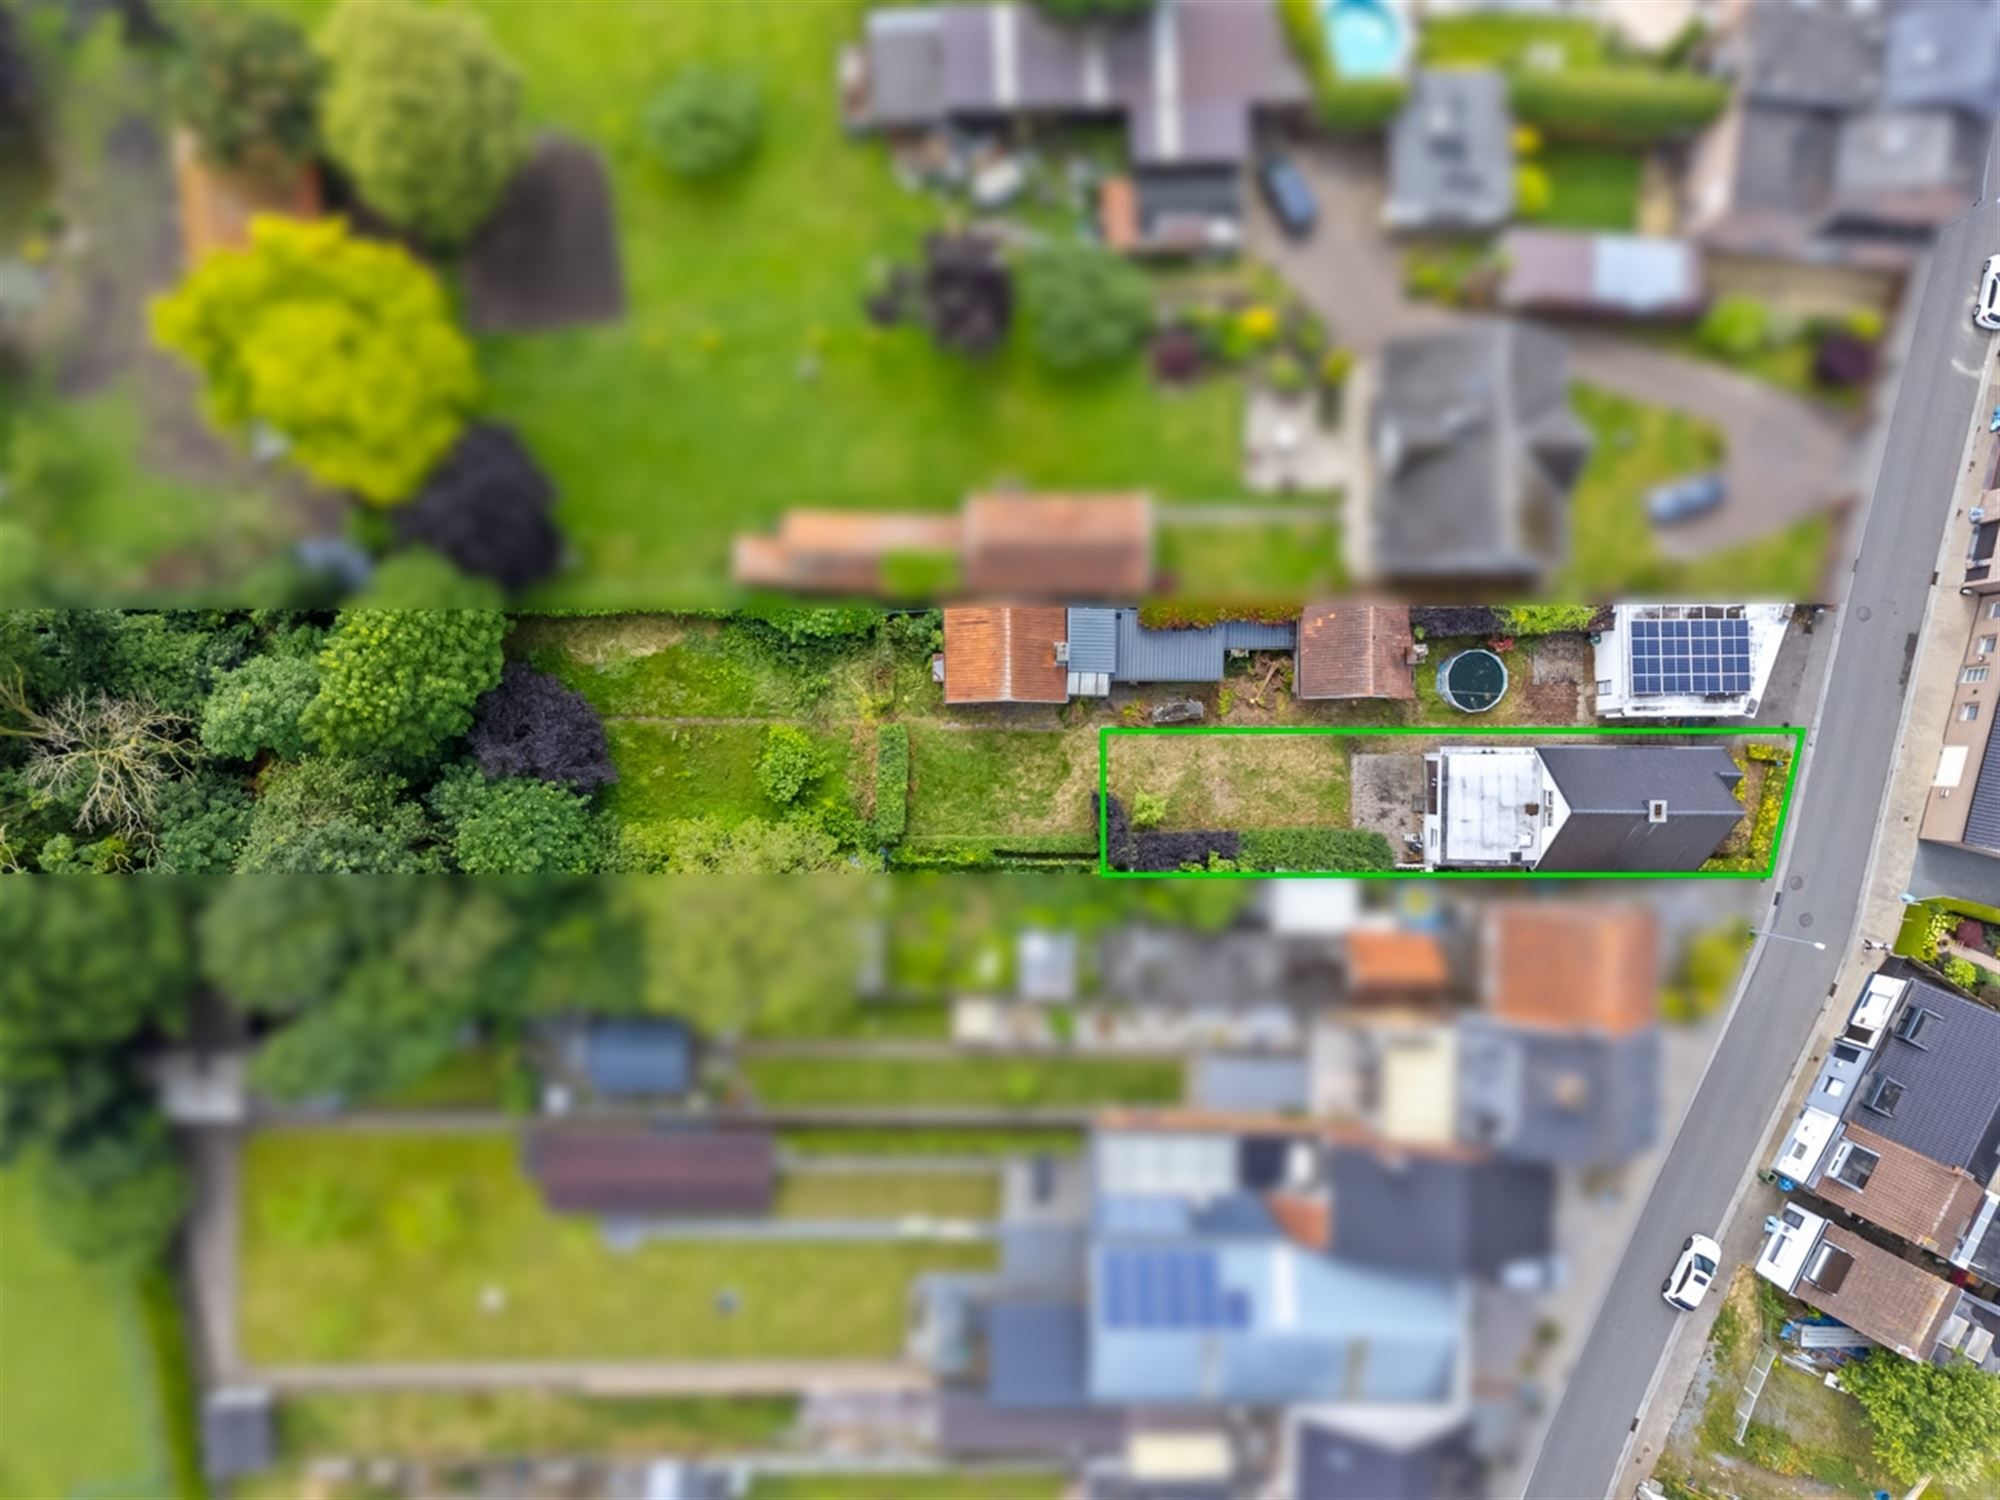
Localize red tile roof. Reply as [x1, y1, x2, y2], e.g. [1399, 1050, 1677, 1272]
[525, 1128, 775, 1218]
[1485, 903, 1659, 1036]
[962, 493, 1154, 598]
[1346, 931, 1450, 994]
[942, 605, 1070, 704]
[1296, 604, 1415, 700]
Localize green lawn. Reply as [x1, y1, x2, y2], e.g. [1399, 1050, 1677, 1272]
[246, 0, 1253, 608]
[741, 1053, 1184, 1110]
[515, 617, 812, 720]
[0, 1166, 173, 1500]
[1105, 731, 1352, 829]
[773, 1170, 1000, 1220]
[239, 1131, 995, 1363]
[1560, 383, 1830, 600]
[905, 726, 1100, 839]
[276, 1389, 798, 1459]
[1156, 517, 1345, 598]
[1525, 145, 1642, 232]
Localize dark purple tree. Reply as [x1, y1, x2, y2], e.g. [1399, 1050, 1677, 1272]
[1813, 332, 1877, 390]
[393, 424, 563, 594]
[467, 662, 616, 792]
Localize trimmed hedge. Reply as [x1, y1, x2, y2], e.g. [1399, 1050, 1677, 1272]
[873, 723, 910, 845]
[1276, 0, 1407, 132]
[889, 831, 1099, 871]
[1239, 827, 1394, 873]
[1508, 68, 1727, 147]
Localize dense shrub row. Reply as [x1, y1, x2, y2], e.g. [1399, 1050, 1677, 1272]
[873, 723, 909, 845]
[1508, 68, 1727, 147]
[1238, 827, 1395, 873]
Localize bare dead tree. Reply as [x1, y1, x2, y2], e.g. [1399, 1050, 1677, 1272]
[0, 671, 198, 835]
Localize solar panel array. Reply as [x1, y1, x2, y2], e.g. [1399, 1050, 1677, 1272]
[1100, 1248, 1251, 1331]
[1629, 617, 1752, 696]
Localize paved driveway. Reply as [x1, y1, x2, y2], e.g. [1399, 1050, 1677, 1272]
[1245, 138, 1857, 553]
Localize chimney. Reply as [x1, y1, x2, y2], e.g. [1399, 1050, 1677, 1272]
[1648, 799, 1669, 824]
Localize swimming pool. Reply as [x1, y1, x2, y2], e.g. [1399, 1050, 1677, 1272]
[1324, 0, 1410, 80]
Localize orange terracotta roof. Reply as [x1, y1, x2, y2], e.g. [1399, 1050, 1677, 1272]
[1485, 902, 1659, 1036]
[1346, 930, 1450, 993]
[1100, 177, 1139, 253]
[942, 605, 1069, 704]
[1811, 1124, 1990, 1253]
[962, 493, 1154, 598]
[173, 130, 322, 266]
[1266, 1192, 1331, 1252]
[1296, 603, 1415, 700]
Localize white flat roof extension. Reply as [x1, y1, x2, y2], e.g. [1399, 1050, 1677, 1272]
[1438, 748, 1555, 866]
[1757, 1200, 1829, 1291]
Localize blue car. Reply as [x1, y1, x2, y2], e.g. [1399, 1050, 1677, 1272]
[1647, 473, 1727, 526]
[1259, 155, 1318, 240]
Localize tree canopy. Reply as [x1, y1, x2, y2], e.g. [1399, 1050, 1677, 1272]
[467, 662, 616, 791]
[391, 425, 562, 594]
[171, 4, 323, 174]
[301, 605, 506, 765]
[1019, 243, 1155, 373]
[316, 0, 527, 245]
[1843, 1354, 2000, 1489]
[429, 764, 602, 874]
[150, 216, 479, 504]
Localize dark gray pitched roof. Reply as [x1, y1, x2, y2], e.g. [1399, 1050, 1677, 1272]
[1459, 1020, 1660, 1167]
[1329, 1148, 1556, 1278]
[1387, 70, 1514, 228]
[936, 1392, 1127, 1458]
[1370, 323, 1589, 584]
[1741, 0, 1884, 111]
[1292, 1415, 1482, 1500]
[987, 1298, 1090, 1408]
[575, 1017, 693, 1097]
[1964, 718, 2000, 852]
[1850, 971, 2000, 1181]
[1537, 745, 1745, 872]
[1884, 1, 2000, 115]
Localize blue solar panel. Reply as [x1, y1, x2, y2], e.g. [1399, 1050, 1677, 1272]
[1101, 1249, 1238, 1331]
[1629, 616, 1752, 697]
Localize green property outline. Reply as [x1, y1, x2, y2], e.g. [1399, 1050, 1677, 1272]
[1094, 723, 1807, 881]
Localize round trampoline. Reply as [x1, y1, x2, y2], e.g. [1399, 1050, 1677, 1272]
[1437, 649, 1508, 714]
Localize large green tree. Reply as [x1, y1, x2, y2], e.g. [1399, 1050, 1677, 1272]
[200, 651, 319, 762]
[316, 0, 527, 245]
[151, 216, 478, 504]
[429, 764, 602, 875]
[171, 4, 324, 174]
[233, 759, 438, 874]
[1843, 1354, 2000, 1489]
[301, 606, 506, 765]
[1019, 244, 1154, 373]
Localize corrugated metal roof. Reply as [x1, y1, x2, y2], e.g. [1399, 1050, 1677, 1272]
[1067, 607, 1120, 674]
[1110, 612, 1296, 683]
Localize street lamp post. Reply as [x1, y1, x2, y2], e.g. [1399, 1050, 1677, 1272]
[1750, 929, 1828, 952]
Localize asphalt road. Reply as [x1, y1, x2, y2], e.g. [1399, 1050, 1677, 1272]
[1522, 163, 2000, 1500]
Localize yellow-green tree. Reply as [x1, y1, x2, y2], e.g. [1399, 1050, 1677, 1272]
[150, 216, 477, 504]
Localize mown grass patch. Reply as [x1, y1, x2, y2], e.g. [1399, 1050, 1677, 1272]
[773, 1170, 1000, 1220]
[748, 1474, 1067, 1500]
[1156, 517, 1345, 598]
[600, 721, 790, 826]
[1105, 732, 1352, 831]
[741, 1053, 1183, 1110]
[779, 1128, 1086, 1157]
[905, 727, 1099, 839]
[239, 1131, 994, 1362]
[1526, 144, 1642, 231]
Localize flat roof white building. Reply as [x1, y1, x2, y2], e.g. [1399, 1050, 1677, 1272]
[1594, 603, 1793, 719]
[1422, 747, 1567, 869]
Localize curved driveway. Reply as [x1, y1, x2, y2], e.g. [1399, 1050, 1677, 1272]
[1247, 139, 1857, 553]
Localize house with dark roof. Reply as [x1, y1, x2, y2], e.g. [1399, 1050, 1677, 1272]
[1348, 324, 1591, 589]
[841, 0, 1308, 250]
[1757, 1201, 1999, 1368]
[523, 1126, 776, 1219]
[1423, 743, 1746, 872]
[1386, 71, 1514, 232]
[1285, 1407, 1484, 1500]
[1456, 902, 1662, 1168]
[1769, 966, 2000, 1284]
[1327, 1145, 1557, 1281]
[1296, 604, 1417, 701]
[1685, 0, 1991, 274]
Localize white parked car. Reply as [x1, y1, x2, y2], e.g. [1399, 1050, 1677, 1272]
[1662, 1233, 1722, 1312]
[1976, 254, 2000, 331]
